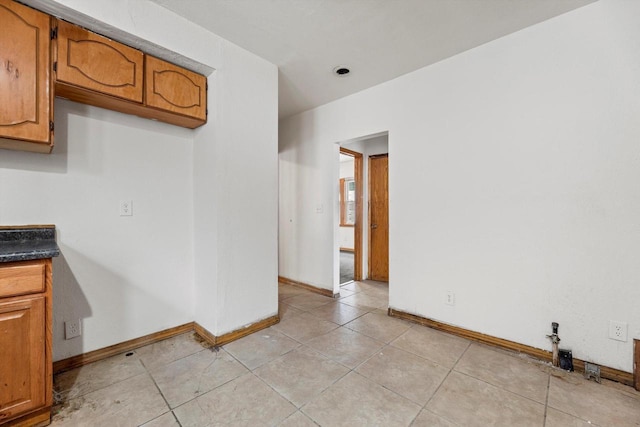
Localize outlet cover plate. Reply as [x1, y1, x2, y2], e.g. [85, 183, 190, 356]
[119, 200, 133, 216]
[446, 291, 455, 306]
[609, 320, 628, 342]
[65, 320, 81, 340]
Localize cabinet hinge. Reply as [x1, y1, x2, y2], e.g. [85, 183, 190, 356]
[53, 62, 57, 73]
[50, 27, 58, 40]
[50, 121, 54, 132]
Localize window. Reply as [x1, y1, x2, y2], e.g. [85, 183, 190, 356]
[340, 177, 356, 226]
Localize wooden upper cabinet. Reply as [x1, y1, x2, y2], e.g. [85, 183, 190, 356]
[145, 55, 207, 124]
[53, 22, 206, 129]
[56, 19, 144, 103]
[0, 0, 53, 152]
[1, 4, 208, 153]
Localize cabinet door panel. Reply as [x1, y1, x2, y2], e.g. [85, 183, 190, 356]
[0, 0, 51, 144]
[56, 19, 143, 103]
[145, 55, 206, 122]
[0, 296, 45, 422]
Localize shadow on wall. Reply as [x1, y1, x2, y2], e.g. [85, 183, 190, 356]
[0, 103, 69, 174]
[52, 249, 92, 362]
[52, 242, 138, 363]
[0, 99, 193, 174]
[52, 240, 193, 363]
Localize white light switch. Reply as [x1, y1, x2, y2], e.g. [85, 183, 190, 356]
[119, 200, 133, 216]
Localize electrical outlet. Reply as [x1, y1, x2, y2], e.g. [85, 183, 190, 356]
[119, 200, 133, 216]
[608, 320, 628, 342]
[65, 320, 81, 340]
[446, 291, 455, 306]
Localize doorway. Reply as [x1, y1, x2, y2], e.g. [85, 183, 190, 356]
[337, 134, 389, 286]
[339, 147, 363, 284]
[368, 154, 389, 282]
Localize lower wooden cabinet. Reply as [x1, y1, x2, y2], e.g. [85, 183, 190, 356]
[0, 296, 46, 421]
[0, 260, 52, 426]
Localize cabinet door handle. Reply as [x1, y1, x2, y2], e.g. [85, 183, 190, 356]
[371, 224, 378, 229]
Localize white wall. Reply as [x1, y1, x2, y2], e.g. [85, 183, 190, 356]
[1, 0, 278, 359]
[194, 41, 279, 336]
[279, 0, 640, 373]
[0, 101, 194, 361]
[339, 157, 355, 179]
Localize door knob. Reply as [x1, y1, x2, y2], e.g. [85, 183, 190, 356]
[371, 224, 378, 229]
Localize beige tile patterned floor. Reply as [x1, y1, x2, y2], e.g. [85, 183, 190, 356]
[51, 281, 640, 426]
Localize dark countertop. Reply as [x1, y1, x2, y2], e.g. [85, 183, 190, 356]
[0, 226, 60, 262]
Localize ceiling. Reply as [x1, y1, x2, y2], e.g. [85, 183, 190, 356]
[149, 0, 595, 119]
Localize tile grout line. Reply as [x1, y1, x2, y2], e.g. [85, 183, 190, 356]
[347, 340, 442, 411]
[242, 336, 353, 425]
[342, 315, 412, 343]
[283, 285, 490, 425]
[170, 367, 254, 411]
[452, 367, 550, 408]
[261, 322, 389, 422]
[139, 357, 182, 427]
[278, 283, 422, 424]
[386, 329, 462, 367]
[283, 287, 444, 415]
[390, 322, 555, 410]
[543, 373, 551, 426]
[272, 319, 341, 344]
[248, 369, 301, 417]
[419, 340, 472, 420]
[53, 355, 150, 407]
[141, 344, 249, 425]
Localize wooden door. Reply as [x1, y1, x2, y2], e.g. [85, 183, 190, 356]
[55, 19, 144, 103]
[369, 154, 389, 281]
[0, 0, 52, 146]
[0, 295, 46, 422]
[145, 55, 207, 123]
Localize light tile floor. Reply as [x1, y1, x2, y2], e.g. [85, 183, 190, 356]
[52, 281, 640, 426]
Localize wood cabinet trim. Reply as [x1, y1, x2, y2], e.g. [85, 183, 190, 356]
[0, 258, 52, 425]
[152, 69, 203, 108]
[0, 0, 52, 151]
[0, 295, 46, 421]
[56, 81, 206, 128]
[67, 40, 139, 88]
[145, 55, 207, 122]
[53, 27, 207, 128]
[1, 3, 208, 154]
[0, 5, 40, 127]
[55, 19, 144, 104]
[0, 261, 45, 298]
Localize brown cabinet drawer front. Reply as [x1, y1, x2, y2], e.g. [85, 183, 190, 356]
[57, 20, 144, 103]
[0, 296, 46, 421]
[145, 55, 207, 122]
[0, 261, 45, 298]
[0, 0, 51, 144]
